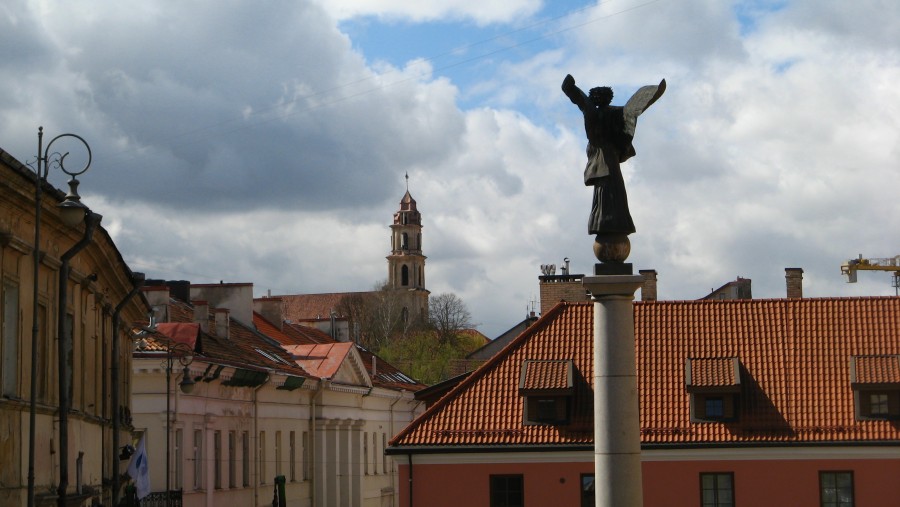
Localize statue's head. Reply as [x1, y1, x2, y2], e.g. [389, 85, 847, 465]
[589, 86, 613, 106]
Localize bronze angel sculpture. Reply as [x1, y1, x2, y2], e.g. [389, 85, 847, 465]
[562, 74, 665, 241]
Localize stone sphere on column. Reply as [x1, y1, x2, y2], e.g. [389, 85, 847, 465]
[593, 233, 631, 263]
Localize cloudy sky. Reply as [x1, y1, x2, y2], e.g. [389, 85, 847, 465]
[2, 0, 899, 337]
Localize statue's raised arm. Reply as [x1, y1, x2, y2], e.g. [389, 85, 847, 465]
[562, 74, 588, 110]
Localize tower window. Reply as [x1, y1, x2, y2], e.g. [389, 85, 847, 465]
[402, 266, 409, 286]
[402, 232, 408, 250]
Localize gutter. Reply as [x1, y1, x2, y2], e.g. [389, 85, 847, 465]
[385, 440, 900, 456]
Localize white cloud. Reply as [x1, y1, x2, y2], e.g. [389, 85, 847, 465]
[3, 0, 899, 340]
[312, 0, 543, 24]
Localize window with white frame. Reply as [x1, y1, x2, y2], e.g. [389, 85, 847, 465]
[193, 429, 203, 490]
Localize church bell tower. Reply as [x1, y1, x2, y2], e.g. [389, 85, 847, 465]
[387, 176, 429, 317]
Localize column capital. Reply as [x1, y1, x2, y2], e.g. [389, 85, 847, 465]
[583, 274, 643, 298]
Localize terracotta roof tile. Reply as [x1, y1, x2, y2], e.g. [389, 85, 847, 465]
[520, 360, 573, 392]
[687, 357, 740, 389]
[852, 355, 900, 384]
[391, 297, 900, 448]
[284, 343, 354, 379]
[275, 292, 372, 322]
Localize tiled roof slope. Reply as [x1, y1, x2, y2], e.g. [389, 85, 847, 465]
[276, 292, 373, 321]
[688, 357, 739, 388]
[138, 298, 308, 378]
[254, 310, 424, 391]
[852, 355, 900, 384]
[391, 297, 900, 448]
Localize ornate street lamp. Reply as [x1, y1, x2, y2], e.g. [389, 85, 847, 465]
[26, 127, 93, 507]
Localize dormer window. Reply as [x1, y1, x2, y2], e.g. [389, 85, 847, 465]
[519, 360, 575, 426]
[850, 355, 900, 420]
[685, 357, 741, 422]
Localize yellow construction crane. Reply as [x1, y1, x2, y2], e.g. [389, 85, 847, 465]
[841, 254, 900, 294]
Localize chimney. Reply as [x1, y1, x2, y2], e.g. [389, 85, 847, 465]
[639, 269, 658, 302]
[192, 301, 209, 332]
[785, 268, 804, 299]
[215, 308, 230, 339]
[165, 280, 191, 304]
[253, 297, 284, 331]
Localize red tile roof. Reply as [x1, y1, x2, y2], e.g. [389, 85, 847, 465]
[275, 292, 372, 321]
[520, 360, 573, 392]
[687, 357, 740, 389]
[284, 343, 354, 379]
[155, 323, 200, 348]
[852, 355, 900, 384]
[391, 297, 900, 449]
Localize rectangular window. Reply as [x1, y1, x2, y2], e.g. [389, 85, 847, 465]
[855, 389, 900, 419]
[289, 431, 296, 482]
[302, 431, 309, 481]
[700, 472, 734, 507]
[692, 393, 738, 422]
[259, 431, 266, 484]
[382, 433, 388, 474]
[581, 474, 594, 507]
[363, 432, 369, 475]
[373, 432, 378, 474]
[820, 471, 854, 507]
[214, 431, 222, 489]
[524, 395, 569, 425]
[228, 431, 236, 488]
[242, 431, 250, 487]
[2, 282, 19, 397]
[490, 475, 524, 507]
[870, 393, 889, 415]
[174, 429, 183, 490]
[193, 429, 203, 490]
[36, 303, 48, 401]
[705, 397, 725, 418]
[275, 430, 282, 477]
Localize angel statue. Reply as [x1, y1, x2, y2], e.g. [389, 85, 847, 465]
[562, 74, 665, 260]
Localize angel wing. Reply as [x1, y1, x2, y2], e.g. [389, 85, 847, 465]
[623, 79, 666, 137]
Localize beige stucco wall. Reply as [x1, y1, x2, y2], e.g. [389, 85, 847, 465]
[0, 149, 148, 507]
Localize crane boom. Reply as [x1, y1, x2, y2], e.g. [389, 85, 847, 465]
[841, 254, 900, 294]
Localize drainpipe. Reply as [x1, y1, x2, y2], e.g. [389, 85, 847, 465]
[407, 454, 413, 507]
[57, 211, 101, 507]
[252, 378, 267, 507]
[388, 392, 402, 507]
[111, 272, 145, 506]
[309, 380, 326, 507]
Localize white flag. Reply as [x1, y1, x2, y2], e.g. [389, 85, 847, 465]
[126, 434, 151, 499]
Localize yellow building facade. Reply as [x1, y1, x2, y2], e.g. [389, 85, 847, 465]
[0, 146, 147, 506]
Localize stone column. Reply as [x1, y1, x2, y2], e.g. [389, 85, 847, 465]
[583, 274, 643, 507]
